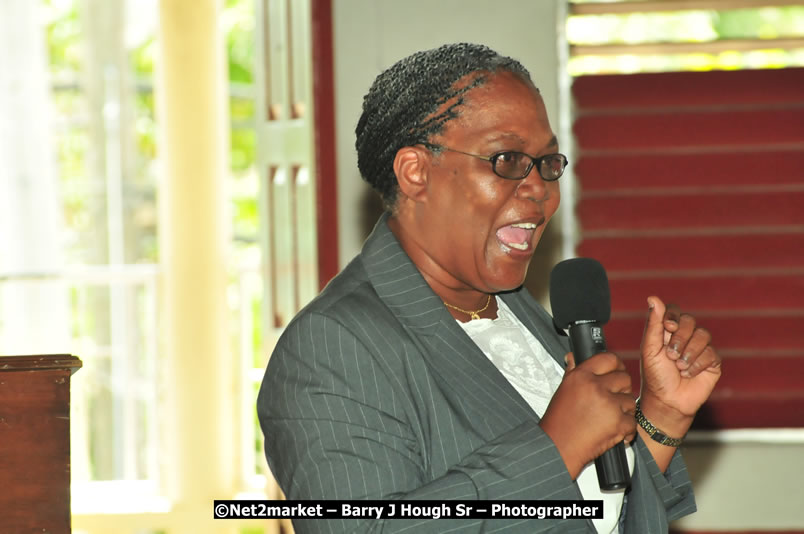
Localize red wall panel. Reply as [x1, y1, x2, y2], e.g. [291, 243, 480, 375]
[572, 68, 804, 430]
[578, 234, 804, 271]
[576, 151, 804, 190]
[578, 191, 804, 229]
[573, 68, 804, 109]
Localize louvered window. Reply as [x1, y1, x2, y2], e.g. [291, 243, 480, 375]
[572, 63, 804, 430]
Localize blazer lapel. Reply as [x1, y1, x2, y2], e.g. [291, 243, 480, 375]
[361, 214, 538, 435]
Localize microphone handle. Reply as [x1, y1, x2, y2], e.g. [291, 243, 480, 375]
[567, 321, 632, 491]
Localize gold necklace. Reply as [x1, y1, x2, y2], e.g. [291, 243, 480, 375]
[443, 294, 492, 320]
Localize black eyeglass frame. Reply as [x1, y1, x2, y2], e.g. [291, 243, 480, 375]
[429, 145, 568, 182]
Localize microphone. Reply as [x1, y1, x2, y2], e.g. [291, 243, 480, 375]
[549, 257, 631, 491]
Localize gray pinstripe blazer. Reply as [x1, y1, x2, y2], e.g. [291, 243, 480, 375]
[258, 213, 696, 533]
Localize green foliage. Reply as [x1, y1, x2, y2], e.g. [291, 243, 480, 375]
[224, 0, 257, 84]
[224, 0, 259, 252]
[567, 6, 804, 74]
[44, 0, 82, 73]
[132, 37, 157, 77]
[135, 92, 158, 160]
[233, 196, 259, 239]
[568, 7, 804, 45]
[231, 126, 257, 172]
[251, 295, 263, 363]
[714, 7, 804, 40]
[231, 95, 256, 121]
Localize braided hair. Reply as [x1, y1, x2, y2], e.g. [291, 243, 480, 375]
[355, 43, 533, 210]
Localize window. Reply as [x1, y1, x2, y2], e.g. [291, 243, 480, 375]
[567, 0, 804, 74]
[0, 0, 289, 531]
[566, 0, 804, 430]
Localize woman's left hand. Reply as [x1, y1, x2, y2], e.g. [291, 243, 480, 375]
[639, 295, 722, 432]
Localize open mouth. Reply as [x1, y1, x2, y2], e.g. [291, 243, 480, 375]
[496, 221, 543, 252]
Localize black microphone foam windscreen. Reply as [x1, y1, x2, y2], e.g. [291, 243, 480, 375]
[550, 257, 611, 329]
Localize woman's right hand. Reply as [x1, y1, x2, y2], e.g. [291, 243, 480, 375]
[539, 352, 636, 479]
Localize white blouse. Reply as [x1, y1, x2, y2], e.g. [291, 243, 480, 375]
[457, 296, 634, 533]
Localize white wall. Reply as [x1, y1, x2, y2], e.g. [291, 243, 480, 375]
[674, 434, 804, 530]
[333, 0, 563, 267]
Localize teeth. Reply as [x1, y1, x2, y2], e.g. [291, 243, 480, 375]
[511, 222, 537, 229]
[507, 242, 528, 250]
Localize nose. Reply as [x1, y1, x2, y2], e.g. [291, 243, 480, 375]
[514, 168, 550, 202]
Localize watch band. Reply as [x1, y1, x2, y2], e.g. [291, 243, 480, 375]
[635, 398, 684, 447]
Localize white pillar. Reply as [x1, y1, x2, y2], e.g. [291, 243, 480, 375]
[156, 1, 235, 531]
[0, 0, 70, 355]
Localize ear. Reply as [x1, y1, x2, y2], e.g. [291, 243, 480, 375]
[392, 145, 431, 204]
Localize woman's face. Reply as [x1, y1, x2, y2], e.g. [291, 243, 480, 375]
[408, 71, 561, 295]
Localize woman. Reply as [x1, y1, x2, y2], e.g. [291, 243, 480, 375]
[257, 43, 721, 533]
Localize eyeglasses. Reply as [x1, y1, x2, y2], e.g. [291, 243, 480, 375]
[432, 145, 568, 181]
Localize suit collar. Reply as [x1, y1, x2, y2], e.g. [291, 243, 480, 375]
[361, 213, 566, 362]
[361, 212, 447, 335]
[360, 213, 569, 425]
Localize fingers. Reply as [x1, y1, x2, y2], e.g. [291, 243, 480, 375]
[666, 313, 697, 361]
[663, 302, 682, 333]
[610, 391, 638, 445]
[645, 297, 718, 377]
[642, 296, 667, 357]
[673, 323, 709, 366]
[665, 313, 716, 378]
[565, 351, 625, 374]
[618, 393, 638, 443]
[571, 352, 632, 394]
[596, 368, 634, 395]
[681, 344, 721, 378]
[578, 351, 626, 374]
[615, 391, 637, 418]
[546, 354, 637, 475]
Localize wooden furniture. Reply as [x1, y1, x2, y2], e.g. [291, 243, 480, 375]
[0, 354, 82, 534]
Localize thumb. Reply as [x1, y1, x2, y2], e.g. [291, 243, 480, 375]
[642, 296, 667, 359]
[564, 352, 576, 370]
